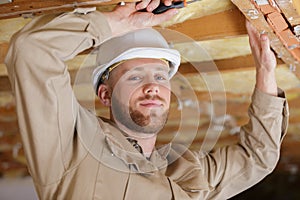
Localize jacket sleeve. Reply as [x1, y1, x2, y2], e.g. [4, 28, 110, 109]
[197, 88, 289, 199]
[4, 8, 111, 185]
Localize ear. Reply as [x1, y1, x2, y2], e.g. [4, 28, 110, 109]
[97, 84, 111, 107]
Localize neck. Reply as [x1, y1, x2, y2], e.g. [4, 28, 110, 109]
[111, 118, 158, 157]
[128, 133, 157, 157]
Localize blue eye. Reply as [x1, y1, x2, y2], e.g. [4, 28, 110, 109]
[128, 76, 142, 81]
[155, 74, 168, 81]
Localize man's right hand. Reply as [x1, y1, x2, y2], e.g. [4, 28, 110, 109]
[103, 1, 179, 38]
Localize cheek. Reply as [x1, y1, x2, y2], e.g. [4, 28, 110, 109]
[115, 85, 140, 108]
[160, 86, 171, 101]
[129, 89, 142, 108]
[112, 85, 132, 107]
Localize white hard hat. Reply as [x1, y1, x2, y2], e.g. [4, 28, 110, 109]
[92, 28, 181, 93]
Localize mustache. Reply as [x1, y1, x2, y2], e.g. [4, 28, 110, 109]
[137, 94, 166, 103]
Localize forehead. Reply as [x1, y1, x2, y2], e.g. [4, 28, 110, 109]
[112, 58, 169, 77]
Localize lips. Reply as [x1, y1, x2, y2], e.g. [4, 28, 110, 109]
[139, 100, 162, 107]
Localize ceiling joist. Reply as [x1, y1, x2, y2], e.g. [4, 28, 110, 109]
[167, 7, 247, 41]
[0, 54, 262, 92]
[0, 0, 130, 19]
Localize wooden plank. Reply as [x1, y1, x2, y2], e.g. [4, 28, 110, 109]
[0, 9, 249, 67]
[0, 53, 288, 92]
[294, 0, 300, 15]
[0, 43, 8, 64]
[0, 0, 134, 19]
[275, 0, 300, 26]
[178, 55, 286, 74]
[0, 75, 11, 91]
[178, 55, 255, 74]
[0, 54, 259, 92]
[0, 8, 249, 65]
[166, 7, 248, 41]
[232, 0, 300, 77]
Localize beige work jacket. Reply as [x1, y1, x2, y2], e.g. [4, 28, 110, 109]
[5, 8, 289, 200]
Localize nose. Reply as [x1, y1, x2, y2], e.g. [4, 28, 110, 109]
[143, 83, 160, 95]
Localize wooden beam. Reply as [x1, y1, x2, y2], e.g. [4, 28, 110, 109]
[0, 9, 249, 70]
[232, 0, 300, 79]
[0, 43, 8, 64]
[178, 55, 285, 74]
[0, 0, 133, 19]
[275, 0, 300, 26]
[0, 8, 249, 66]
[178, 54, 257, 74]
[0, 53, 288, 92]
[0, 54, 260, 92]
[0, 75, 11, 91]
[293, 0, 300, 15]
[166, 7, 248, 41]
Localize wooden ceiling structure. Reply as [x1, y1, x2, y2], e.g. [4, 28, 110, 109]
[0, 0, 300, 198]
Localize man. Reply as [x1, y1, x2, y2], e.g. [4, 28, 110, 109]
[5, 1, 288, 199]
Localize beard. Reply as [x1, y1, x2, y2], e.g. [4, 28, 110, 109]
[111, 95, 169, 135]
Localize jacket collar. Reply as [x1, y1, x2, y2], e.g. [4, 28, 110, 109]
[101, 118, 170, 174]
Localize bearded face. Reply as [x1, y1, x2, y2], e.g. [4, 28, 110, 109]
[105, 59, 171, 137]
[111, 92, 170, 134]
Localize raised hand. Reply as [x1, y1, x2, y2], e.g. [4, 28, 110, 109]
[103, 1, 178, 37]
[246, 20, 278, 96]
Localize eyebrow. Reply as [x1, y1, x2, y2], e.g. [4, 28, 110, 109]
[122, 66, 169, 74]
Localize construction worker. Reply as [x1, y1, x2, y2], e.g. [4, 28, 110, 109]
[5, 1, 288, 199]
